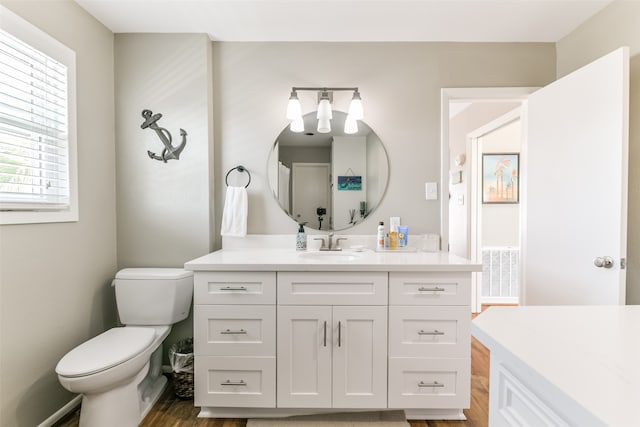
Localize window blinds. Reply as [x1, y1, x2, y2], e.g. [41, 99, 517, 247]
[0, 28, 70, 210]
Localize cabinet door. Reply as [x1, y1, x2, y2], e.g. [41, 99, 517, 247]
[332, 306, 387, 408]
[277, 306, 332, 408]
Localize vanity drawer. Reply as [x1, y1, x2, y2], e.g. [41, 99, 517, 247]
[194, 305, 275, 356]
[389, 272, 470, 306]
[194, 272, 276, 304]
[195, 356, 275, 408]
[388, 357, 470, 409]
[277, 271, 388, 305]
[388, 306, 470, 358]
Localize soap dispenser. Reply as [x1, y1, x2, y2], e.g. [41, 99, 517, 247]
[296, 223, 307, 251]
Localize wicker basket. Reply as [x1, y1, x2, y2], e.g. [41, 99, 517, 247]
[169, 338, 194, 399]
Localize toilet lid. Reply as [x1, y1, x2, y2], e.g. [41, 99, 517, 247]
[56, 327, 155, 377]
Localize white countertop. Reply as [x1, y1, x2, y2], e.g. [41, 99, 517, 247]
[472, 305, 640, 426]
[184, 248, 481, 272]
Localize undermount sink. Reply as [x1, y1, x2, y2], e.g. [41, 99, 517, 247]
[298, 251, 362, 262]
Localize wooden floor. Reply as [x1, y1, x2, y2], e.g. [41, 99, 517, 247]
[56, 314, 490, 427]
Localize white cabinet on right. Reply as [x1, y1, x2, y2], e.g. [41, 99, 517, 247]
[388, 272, 471, 417]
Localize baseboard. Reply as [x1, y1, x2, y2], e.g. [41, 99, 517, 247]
[37, 395, 82, 427]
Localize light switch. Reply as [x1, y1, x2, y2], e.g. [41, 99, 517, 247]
[425, 182, 438, 200]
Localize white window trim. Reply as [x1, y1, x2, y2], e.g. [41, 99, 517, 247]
[0, 5, 78, 225]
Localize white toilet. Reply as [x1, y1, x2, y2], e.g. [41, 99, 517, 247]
[56, 268, 193, 427]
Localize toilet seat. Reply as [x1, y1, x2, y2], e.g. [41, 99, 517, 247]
[56, 327, 155, 377]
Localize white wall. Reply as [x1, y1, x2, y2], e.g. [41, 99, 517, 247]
[0, 1, 116, 426]
[212, 42, 556, 243]
[481, 120, 521, 247]
[114, 33, 214, 354]
[449, 103, 520, 258]
[557, 0, 640, 304]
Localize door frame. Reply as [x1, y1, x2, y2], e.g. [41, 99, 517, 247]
[467, 108, 522, 311]
[441, 87, 537, 312]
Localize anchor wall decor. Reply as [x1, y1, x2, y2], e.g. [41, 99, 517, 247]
[140, 109, 187, 162]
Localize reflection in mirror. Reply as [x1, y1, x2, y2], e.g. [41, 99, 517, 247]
[267, 111, 389, 231]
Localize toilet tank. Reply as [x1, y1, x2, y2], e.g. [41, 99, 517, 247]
[115, 268, 193, 326]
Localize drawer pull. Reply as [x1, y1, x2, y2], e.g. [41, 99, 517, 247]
[220, 286, 248, 291]
[338, 321, 342, 347]
[220, 329, 247, 335]
[221, 380, 247, 386]
[418, 329, 445, 336]
[323, 321, 327, 347]
[418, 381, 444, 388]
[418, 286, 445, 292]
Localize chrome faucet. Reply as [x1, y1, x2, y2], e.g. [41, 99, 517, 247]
[315, 233, 348, 251]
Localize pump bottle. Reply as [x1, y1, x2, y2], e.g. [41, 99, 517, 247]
[377, 221, 385, 250]
[296, 223, 307, 251]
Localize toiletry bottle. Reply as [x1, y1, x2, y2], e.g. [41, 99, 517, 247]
[377, 221, 385, 250]
[389, 230, 398, 249]
[384, 233, 390, 249]
[398, 225, 409, 247]
[296, 223, 307, 251]
[389, 217, 399, 249]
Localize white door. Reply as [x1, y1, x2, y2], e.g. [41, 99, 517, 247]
[291, 163, 331, 230]
[332, 306, 387, 408]
[523, 47, 629, 305]
[277, 306, 332, 408]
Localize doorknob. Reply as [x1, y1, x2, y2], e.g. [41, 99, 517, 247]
[594, 256, 614, 269]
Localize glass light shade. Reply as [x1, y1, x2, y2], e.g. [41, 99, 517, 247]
[317, 98, 333, 120]
[348, 93, 364, 120]
[286, 94, 302, 120]
[290, 117, 304, 133]
[344, 115, 358, 134]
[317, 118, 331, 133]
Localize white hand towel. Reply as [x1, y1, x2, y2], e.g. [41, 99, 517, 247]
[220, 186, 248, 237]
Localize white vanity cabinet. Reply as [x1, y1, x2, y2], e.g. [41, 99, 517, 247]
[388, 272, 471, 415]
[276, 272, 388, 409]
[186, 248, 479, 420]
[193, 272, 277, 408]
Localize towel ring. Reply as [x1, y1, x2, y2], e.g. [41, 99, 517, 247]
[225, 165, 251, 188]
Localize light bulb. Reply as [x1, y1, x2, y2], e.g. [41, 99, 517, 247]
[317, 92, 333, 120]
[348, 90, 364, 120]
[286, 91, 302, 120]
[317, 118, 331, 133]
[344, 115, 358, 134]
[290, 117, 304, 133]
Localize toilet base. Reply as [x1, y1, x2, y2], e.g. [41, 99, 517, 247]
[79, 363, 150, 427]
[139, 371, 168, 420]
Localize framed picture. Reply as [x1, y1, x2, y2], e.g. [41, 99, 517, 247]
[482, 153, 519, 203]
[337, 175, 362, 191]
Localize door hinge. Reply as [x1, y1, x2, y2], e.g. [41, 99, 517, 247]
[621, 258, 627, 269]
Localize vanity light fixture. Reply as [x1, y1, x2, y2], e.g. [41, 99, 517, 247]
[286, 86, 364, 134]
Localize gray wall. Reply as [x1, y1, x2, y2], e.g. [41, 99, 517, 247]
[556, 0, 640, 304]
[0, 1, 116, 426]
[212, 42, 556, 244]
[114, 33, 214, 353]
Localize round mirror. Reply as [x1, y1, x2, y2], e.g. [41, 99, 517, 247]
[267, 111, 389, 231]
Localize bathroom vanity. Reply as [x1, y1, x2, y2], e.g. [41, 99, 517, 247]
[185, 245, 480, 420]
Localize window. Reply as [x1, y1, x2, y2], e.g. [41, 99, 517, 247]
[0, 5, 77, 225]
